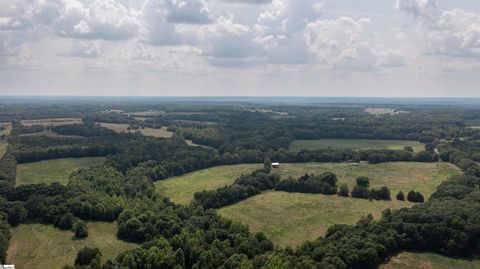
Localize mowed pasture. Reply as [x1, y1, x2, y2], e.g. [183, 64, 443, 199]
[98, 122, 174, 138]
[20, 118, 82, 127]
[381, 252, 480, 269]
[289, 139, 425, 152]
[155, 164, 263, 204]
[16, 157, 106, 186]
[219, 191, 412, 246]
[7, 222, 137, 269]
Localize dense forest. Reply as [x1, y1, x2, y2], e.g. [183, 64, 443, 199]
[0, 99, 480, 268]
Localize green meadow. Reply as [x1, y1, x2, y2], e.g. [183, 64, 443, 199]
[16, 157, 106, 186]
[289, 139, 425, 152]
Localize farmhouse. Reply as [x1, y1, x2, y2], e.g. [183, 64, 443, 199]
[271, 162, 280, 168]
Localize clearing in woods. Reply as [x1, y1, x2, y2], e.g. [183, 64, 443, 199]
[380, 252, 480, 269]
[273, 162, 460, 199]
[0, 122, 13, 136]
[0, 140, 6, 158]
[218, 191, 412, 246]
[16, 157, 106, 186]
[97, 122, 174, 138]
[0, 122, 12, 158]
[155, 162, 460, 245]
[155, 164, 263, 204]
[20, 118, 83, 127]
[18, 130, 85, 138]
[155, 162, 460, 204]
[126, 110, 166, 117]
[289, 139, 425, 152]
[6, 222, 137, 269]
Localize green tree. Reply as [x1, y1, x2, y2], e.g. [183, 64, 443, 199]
[338, 184, 350, 197]
[356, 176, 370, 187]
[74, 246, 101, 266]
[73, 220, 88, 238]
[396, 191, 405, 201]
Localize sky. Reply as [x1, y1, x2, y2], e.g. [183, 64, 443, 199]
[0, 0, 479, 97]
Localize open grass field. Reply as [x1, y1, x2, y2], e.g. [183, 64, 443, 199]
[289, 139, 425, 152]
[0, 140, 6, 158]
[155, 164, 262, 204]
[0, 122, 13, 136]
[365, 108, 396, 115]
[7, 222, 137, 269]
[273, 162, 460, 199]
[155, 162, 460, 205]
[18, 130, 85, 138]
[127, 110, 166, 117]
[98, 122, 174, 138]
[137, 127, 174, 138]
[218, 191, 412, 246]
[20, 118, 82, 127]
[97, 122, 131, 132]
[381, 252, 480, 269]
[16, 157, 106, 186]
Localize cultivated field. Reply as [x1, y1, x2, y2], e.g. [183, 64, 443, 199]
[381, 252, 480, 269]
[155, 164, 263, 204]
[16, 157, 106, 186]
[289, 139, 425, 152]
[0, 122, 13, 136]
[20, 118, 82, 127]
[98, 123, 174, 138]
[218, 191, 411, 246]
[7, 222, 137, 269]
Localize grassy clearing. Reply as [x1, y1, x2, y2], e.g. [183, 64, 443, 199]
[127, 110, 166, 117]
[155, 162, 460, 205]
[0, 122, 12, 136]
[7, 222, 137, 269]
[289, 139, 425, 152]
[364, 108, 396, 115]
[155, 164, 262, 204]
[154, 162, 458, 245]
[273, 162, 460, 199]
[218, 191, 412, 246]
[20, 118, 82, 127]
[0, 140, 6, 158]
[16, 157, 106, 186]
[98, 123, 174, 138]
[18, 130, 85, 138]
[136, 127, 173, 138]
[97, 122, 131, 132]
[381, 252, 480, 269]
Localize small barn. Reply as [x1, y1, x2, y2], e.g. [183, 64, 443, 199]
[271, 162, 280, 168]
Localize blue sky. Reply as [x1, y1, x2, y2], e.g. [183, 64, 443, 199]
[0, 0, 479, 96]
